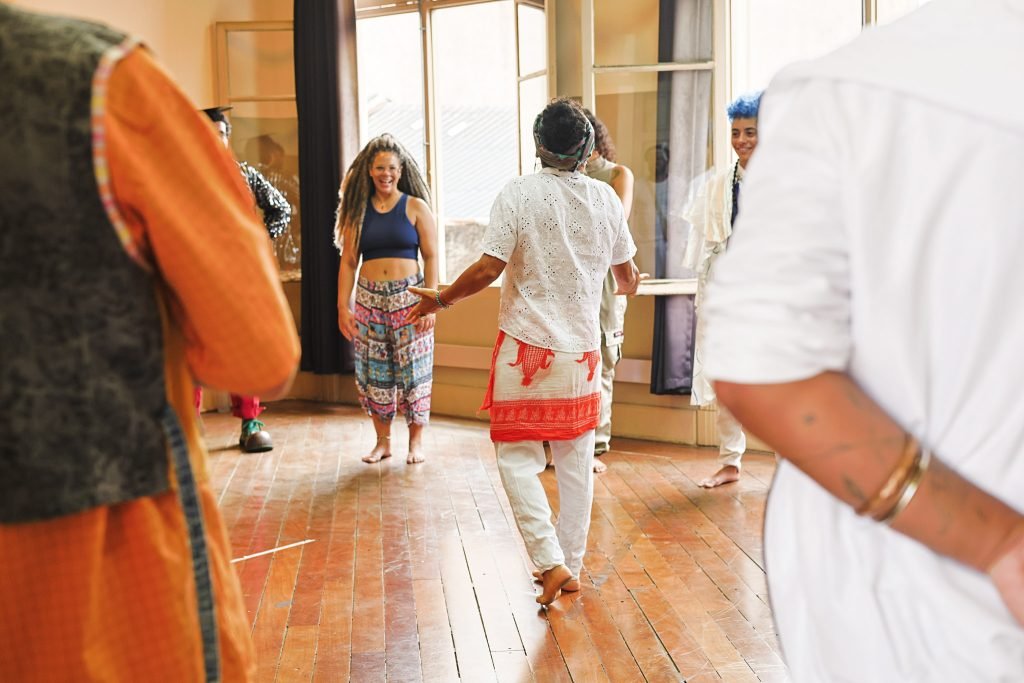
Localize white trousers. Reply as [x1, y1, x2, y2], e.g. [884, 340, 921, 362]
[594, 343, 621, 453]
[495, 430, 596, 577]
[716, 404, 746, 469]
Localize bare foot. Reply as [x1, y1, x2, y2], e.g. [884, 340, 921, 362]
[533, 569, 580, 592]
[593, 458, 608, 474]
[536, 565, 573, 605]
[699, 465, 740, 488]
[362, 437, 392, 464]
[407, 423, 426, 465]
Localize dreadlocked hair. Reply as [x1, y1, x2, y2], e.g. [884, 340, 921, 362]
[583, 108, 616, 162]
[333, 133, 431, 250]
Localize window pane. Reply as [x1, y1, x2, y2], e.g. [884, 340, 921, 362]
[228, 100, 302, 281]
[433, 1, 518, 281]
[731, 0, 862, 95]
[518, 75, 547, 175]
[595, 69, 712, 277]
[594, 0, 712, 66]
[356, 12, 426, 172]
[517, 3, 546, 75]
[226, 29, 295, 98]
[876, 0, 934, 25]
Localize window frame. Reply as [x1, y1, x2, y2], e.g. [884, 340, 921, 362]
[582, 0, 726, 168]
[355, 0, 550, 283]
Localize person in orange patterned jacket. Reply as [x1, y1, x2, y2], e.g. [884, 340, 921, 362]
[0, 5, 299, 680]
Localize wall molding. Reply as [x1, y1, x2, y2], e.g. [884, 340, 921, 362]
[434, 343, 653, 383]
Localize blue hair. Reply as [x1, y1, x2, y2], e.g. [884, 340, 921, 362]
[727, 91, 763, 120]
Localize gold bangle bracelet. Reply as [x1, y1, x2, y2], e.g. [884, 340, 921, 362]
[876, 448, 932, 525]
[855, 435, 920, 518]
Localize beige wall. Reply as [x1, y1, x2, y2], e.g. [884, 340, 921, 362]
[13, 0, 292, 106]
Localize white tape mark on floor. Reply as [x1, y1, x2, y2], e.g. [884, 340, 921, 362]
[231, 538, 316, 564]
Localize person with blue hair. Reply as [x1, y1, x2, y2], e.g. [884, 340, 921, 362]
[682, 90, 762, 488]
[727, 91, 762, 121]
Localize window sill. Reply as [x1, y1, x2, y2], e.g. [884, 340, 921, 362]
[636, 278, 697, 296]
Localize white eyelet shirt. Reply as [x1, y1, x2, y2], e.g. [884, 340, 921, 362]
[482, 167, 636, 353]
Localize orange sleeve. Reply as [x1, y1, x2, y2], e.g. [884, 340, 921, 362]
[104, 49, 299, 396]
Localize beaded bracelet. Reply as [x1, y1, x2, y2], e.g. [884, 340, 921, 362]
[435, 290, 450, 310]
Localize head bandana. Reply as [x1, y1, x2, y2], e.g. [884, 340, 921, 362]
[533, 112, 595, 172]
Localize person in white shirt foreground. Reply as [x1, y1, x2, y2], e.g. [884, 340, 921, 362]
[407, 98, 643, 605]
[703, 1, 1024, 680]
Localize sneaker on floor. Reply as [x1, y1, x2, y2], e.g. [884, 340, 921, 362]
[239, 419, 273, 453]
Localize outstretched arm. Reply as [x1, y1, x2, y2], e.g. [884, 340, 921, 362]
[405, 254, 506, 321]
[715, 372, 1024, 625]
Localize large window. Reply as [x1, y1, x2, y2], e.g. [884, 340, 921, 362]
[355, 12, 426, 172]
[433, 2, 518, 279]
[355, 0, 548, 281]
[209, 1, 935, 284]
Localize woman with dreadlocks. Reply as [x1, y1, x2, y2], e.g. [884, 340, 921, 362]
[336, 134, 438, 464]
[406, 99, 642, 605]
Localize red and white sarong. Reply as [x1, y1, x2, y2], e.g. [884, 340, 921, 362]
[481, 331, 601, 442]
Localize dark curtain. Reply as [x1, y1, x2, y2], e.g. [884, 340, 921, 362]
[649, 0, 710, 394]
[294, 0, 360, 374]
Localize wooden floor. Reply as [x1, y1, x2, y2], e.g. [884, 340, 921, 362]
[205, 400, 790, 682]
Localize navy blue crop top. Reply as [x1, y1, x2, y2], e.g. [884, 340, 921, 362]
[359, 194, 420, 261]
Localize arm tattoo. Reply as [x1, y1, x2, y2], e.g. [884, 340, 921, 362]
[843, 476, 867, 504]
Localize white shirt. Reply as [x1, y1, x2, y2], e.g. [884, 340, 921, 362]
[704, 0, 1024, 679]
[483, 168, 636, 352]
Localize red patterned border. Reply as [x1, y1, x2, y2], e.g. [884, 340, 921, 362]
[489, 392, 601, 442]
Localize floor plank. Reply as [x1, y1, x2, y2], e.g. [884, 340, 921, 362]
[203, 401, 791, 682]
